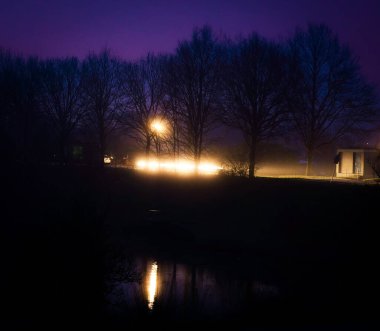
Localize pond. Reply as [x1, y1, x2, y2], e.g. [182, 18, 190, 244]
[105, 253, 283, 328]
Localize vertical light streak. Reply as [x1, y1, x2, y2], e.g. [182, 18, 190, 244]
[147, 261, 158, 310]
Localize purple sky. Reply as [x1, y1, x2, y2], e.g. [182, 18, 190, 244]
[0, 0, 379, 89]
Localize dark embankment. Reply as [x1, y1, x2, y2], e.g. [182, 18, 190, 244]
[1, 165, 379, 330]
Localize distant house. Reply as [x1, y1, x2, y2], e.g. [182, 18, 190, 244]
[336, 148, 379, 179]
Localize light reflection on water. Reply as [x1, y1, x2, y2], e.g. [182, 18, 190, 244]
[147, 261, 158, 310]
[108, 257, 278, 317]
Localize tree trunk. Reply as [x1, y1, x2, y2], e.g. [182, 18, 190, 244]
[248, 143, 256, 179]
[173, 126, 179, 160]
[305, 148, 313, 176]
[99, 131, 106, 168]
[22, 108, 30, 165]
[194, 149, 201, 174]
[59, 139, 66, 166]
[145, 136, 151, 158]
[173, 135, 177, 159]
[59, 132, 68, 166]
[154, 139, 160, 156]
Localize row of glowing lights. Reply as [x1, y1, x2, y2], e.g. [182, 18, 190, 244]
[135, 159, 223, 175]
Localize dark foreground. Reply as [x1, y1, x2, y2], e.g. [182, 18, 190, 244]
[1, 165, 379, 330]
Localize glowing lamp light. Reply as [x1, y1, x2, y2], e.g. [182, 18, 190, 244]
[150, 119, 166, 135]
[176, 161, 196, 173]
[147, 160, 160, 171]
[104, 156, 112, 164]
[198, 162, 222, 174]
[135, 158, 222, 175]
[136, 159, 147, 169]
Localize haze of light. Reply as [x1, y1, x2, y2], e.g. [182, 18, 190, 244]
[150, 120, 166, 134]
[135, 158, 223, 175]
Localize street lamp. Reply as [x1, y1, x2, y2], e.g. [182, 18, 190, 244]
[151, 120, 165, 134]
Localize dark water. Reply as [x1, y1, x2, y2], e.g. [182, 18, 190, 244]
[105, 253, 285, 329]
[102, 244, 378, 330]
[100, 207, 378, 330]
[107, 256, 279, 317]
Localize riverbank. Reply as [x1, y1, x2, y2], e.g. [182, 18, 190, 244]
[1, 165, 378, 330]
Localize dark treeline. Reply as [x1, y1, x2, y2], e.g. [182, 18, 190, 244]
[0, 24, 378, 178]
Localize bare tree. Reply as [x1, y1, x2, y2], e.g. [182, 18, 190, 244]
[162, 55, 184, 159]
[40, 58, 83, 164]
[120, 54, 165, 157]
[0, 51, 43, 163]
[81, 50, 123, 166]
[220, 35, 287, 179]
[169, 26, 222, 164]
[287, 24, 379, 175]
[0, 50, 17, 154]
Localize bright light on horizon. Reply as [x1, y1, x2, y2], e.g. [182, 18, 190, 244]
[135, 158, 222, 175]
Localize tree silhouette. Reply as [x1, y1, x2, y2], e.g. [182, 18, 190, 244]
[286, 24, 378, 175]
[162, 55, 183, 159]
[40, 58, 83, 164]
[81, 50, 123, 166]
[0, 51, 44, 163]
[169, 26, 222, 164]
[220, 35, 287, 179]
[120, 54, 165, 157]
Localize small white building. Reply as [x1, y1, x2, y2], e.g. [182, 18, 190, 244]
[336, 148, 379, 179]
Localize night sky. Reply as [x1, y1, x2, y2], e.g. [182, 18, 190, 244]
[1, 0, 379, 90]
